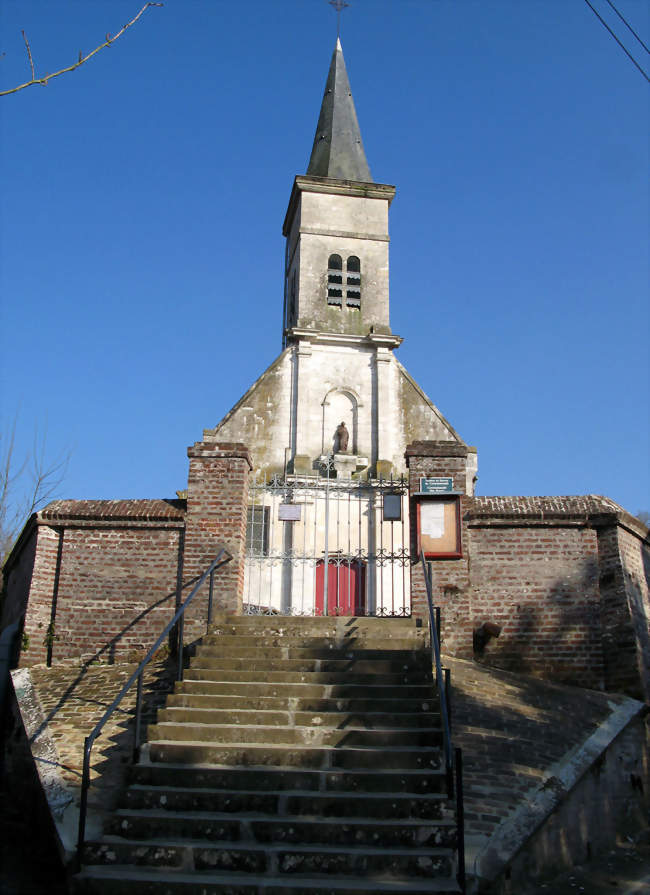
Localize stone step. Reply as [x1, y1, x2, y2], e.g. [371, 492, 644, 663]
[195, 645, 429, 661]
[85, 837, 454, 877]
[208, 615, 422, 632]
[148, 721, 442, 749]
[129, 762, 448, 794]
[122, 785, 449, 819]
[201, 635, 426, 651]
[157, 706, 441, 729]
[191, 654, 430, 673]
[167, 691, 439, 715]
[184, 667, 431, 685]
[147, 721, 442, 748]
[146, 740, 442, 770]
[105, 810, 455, 851]
[74, 865, 461, 894]
[175, 679, 434, 699]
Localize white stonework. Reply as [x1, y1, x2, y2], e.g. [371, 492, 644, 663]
[208, 174, 473, 486]
[201, 40, 477, 616]
[209, 342, 463, 480]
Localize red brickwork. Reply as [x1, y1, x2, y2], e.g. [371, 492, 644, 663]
[1, 521, 38, 632]
[597, 520, 650, 700]
[19, 522, 183, 666]
[466, 523, 602, 688]
[406, 442, 650, 696]
[13, 525, 61, 665]
[406, 443, 471, 624]
[52, 526, 182, 663]
[183, 442, 252, 626]
[617, 527, 650, 700]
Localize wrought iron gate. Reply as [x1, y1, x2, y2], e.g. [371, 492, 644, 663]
[244, 470, 411, 616]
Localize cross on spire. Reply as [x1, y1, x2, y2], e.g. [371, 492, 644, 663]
[329, 0, 349, 37]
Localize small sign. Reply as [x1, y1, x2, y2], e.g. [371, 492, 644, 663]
[382, 493, 402, 522]
[278, 503, 301, 522]
[420, 477, 454, 494]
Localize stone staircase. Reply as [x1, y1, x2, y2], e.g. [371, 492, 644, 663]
[74, 615, 462, 894]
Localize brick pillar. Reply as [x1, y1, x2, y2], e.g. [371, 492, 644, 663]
[405, 442, 471, 653]
[183, 442, 252, 622]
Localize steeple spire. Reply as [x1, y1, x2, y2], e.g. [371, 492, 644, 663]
[306, 38, 373, 183]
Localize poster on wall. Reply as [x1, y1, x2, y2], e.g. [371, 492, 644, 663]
[417, 496, 461, 559]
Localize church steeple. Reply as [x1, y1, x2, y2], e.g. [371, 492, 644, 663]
[307, 38, 372, 183]
[282, 39, 398, 345]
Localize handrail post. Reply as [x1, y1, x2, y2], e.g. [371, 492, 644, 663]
[133, 671, 144, 760]
[445, 666, 452, 733]
[207, 569, 215, 628]
[76, 735, 93, 868]
[177, 614, 185, 682]
[455, 746, 466, 894]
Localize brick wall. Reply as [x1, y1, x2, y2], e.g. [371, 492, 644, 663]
[466, 522, 603, 689]
[15, 525, 62, 666]
[11, 500, 186, 666]
[183, 442, 252, 628]
[49, 525, 183, 664]
[1, 519, 38, 632]
[406, 443, 649, 696]
[597, 520, 650, 700]
[405, 441, 471, 624]
[617, 526, 650, 700]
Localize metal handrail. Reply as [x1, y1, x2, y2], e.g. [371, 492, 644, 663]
[420, 551, 453, 791]
[75, 549, 232, 866]
[419, 551, 466, 893]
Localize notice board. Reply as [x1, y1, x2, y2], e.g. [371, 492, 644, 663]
[417, 495, 461, 559]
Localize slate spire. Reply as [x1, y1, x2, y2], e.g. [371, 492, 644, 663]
[307, 38, 373, 183]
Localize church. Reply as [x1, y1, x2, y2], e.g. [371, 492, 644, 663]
[1, 32, 649, 895]
[1, 38, 648, 699]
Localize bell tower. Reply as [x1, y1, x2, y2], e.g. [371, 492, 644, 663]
[282, 39, 399, 344]
[210, 37, 466, 484]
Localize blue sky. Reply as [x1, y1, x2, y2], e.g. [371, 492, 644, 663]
[1, 0, 648, 518]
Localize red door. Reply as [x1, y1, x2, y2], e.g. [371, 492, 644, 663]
[315, 560, 366, 616]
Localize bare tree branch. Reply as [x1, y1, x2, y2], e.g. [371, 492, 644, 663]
[1, 2, 163, 97]
[1, 421, 70, 565]
[22, 30, 35, 81]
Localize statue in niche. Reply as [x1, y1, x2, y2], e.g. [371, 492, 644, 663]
[335, 421, 350, 453]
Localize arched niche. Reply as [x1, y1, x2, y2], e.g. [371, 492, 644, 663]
[321, 387, 362, 455]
